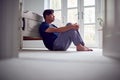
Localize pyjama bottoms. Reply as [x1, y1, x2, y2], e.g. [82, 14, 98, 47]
[53, 29, 85, 51]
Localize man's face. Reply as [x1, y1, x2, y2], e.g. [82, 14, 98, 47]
[46, 13, 55, 22]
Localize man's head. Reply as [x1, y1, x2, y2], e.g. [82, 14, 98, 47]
[43, 9, 55, 23]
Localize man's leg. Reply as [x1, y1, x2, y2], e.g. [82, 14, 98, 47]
[66, 23, 92, 51]
[66, 23, 85, 46]
[53, 29, 92, 51]
[53, 30, 72, 51]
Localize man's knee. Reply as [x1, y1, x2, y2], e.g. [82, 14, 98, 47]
[67, 29, 77, 34]
[66, 23, 72, 26]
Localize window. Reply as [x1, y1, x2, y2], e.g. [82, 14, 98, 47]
[67, 0, 78, 23]
[83, 0, 96, 46]
[50, 0, 62, 21]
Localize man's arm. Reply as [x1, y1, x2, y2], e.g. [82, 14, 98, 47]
[45, 23, 79, 33]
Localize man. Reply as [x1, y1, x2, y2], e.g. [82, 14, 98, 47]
[39, 9, 92, 51]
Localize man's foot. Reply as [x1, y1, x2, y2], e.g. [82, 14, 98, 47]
[84, 46, 93, 51]
[76, 44, 93, 51]
[77, 47, 92, 51]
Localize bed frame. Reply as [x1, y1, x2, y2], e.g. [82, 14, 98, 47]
[23, 36, 43, 40]
[22, 11, 43, 41]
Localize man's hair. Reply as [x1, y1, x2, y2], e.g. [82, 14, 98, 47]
[43, 9, 54, 19]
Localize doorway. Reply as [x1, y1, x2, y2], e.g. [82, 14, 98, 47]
[21, 0, 104, 50]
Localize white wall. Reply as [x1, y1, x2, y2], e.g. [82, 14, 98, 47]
[23, 0, 44, 15]
[103, 0, 120, 59]
[0, 0, 20, 59]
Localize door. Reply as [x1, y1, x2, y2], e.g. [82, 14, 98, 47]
[82, 0, 97, 47]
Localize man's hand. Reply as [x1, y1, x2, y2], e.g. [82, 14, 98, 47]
[69, 23, 79, 30]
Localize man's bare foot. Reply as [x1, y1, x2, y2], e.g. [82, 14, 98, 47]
[84, 46, 93, 51]
[77, 47, 92, 51]
[76, 44, 93, 51]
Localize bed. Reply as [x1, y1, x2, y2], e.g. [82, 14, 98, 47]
[22, 11, 43, 40]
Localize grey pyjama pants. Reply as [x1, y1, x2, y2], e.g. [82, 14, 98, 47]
[53, 29, 85, 51]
